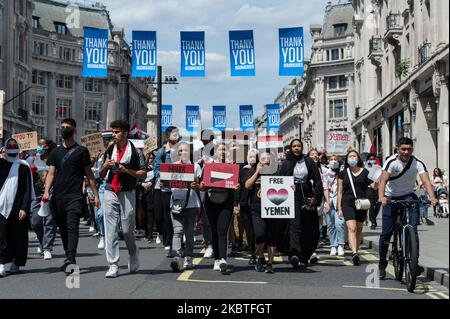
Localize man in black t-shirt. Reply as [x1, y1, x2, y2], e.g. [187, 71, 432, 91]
[43, 118, 99, 273]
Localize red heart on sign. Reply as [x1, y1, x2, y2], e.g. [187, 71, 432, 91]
[267, 188, 289, 206]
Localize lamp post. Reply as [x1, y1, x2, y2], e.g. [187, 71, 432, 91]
[423, 102, 439, 168]
[146, 66, 178, 143]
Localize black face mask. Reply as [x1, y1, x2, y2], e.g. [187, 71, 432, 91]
[61, 128, 74, 140]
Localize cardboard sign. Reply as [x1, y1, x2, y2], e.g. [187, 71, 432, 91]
[326, 131, 351, 154]
[160, 163, 195, 188]
[12, 131, 38, 151]
[129, 139, 145, 149]
[261, 176, 295, 219]
[144, 136, 158, 153]
[203, 163, 239, 189]
[80, 132, 105, 155]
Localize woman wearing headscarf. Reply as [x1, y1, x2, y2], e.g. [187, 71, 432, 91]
[0, 138, 33, 276]
[279, 139, 323, 268]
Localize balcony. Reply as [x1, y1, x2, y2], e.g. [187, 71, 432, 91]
[384, 13, 403, 46]
[369, 36, 383, 66]
[418, 41, 432, 66]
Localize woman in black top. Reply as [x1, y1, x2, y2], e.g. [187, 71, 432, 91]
[245, 151, 284, 274]
[279, 139, 324, 268]
[337, 149, 377, 265]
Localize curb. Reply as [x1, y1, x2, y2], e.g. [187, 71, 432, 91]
[363, 238, 449, 289]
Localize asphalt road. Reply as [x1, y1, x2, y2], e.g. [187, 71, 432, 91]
[0, 225, 448, 300]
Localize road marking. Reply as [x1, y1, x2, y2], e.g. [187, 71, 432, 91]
[177, 270, 194, 281]
[343, 285, 408, 292]
[193, 258, 202, 266]
[433, 292, 449, 299]
[178, 278, 268, 285]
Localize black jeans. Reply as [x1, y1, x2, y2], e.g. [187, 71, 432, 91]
[238, 205, 255, 255]
[205, 195, 234, 260]
[53, 197, 82, 263]
[0, 213, 29, 266]
[144, 190, 156, 240]
[367, 188, 381, 225]
[154, 189, 173, 247]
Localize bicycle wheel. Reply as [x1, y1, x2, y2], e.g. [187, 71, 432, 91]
[392, 230, 404, 281]
[404, 226, 418, 293]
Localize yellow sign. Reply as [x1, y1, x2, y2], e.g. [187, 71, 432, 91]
[80, 132, 105, 155]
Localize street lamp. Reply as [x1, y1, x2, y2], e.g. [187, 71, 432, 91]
[423, 102, 434, 127]
[423, 102, 439, 168]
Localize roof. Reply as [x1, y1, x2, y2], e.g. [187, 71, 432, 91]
[321, 2, 353, 39]
[33, 0, 112, 38]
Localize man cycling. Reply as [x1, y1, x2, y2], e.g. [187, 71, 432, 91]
[378, 137, 438, 279]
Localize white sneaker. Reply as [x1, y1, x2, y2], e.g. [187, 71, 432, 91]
[330, 246, 337, 256]
[164, 246, 171, 251]
[37, 247, 42, 254]
[203, 245, 214, 258]
[0, 264, 6, 277]
[183, 234, 186, 243]
[97, 237, 105, 250]
[309, 253, 318, 264]
[128, 248, 140, 273]
[213, 259, 221, 271]
[9, 261, 20, 273]
[219, 259, 227, 273]
[155, 235, 161, 245]
[338, 245, 345, 256]
[183, 257, 193, 270]
[89, 226, 95, 233]
[43, 250, 52, 260]
[105, 264, 119, 278]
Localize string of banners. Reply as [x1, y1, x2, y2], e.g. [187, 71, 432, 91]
[82, 27, 304, 78]
[160, 104, 281, 134]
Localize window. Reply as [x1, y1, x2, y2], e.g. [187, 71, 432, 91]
[59, 47, 72, 60]
[331, 49, 340, 60]
[84, 79, 103, 92]
[54, 22, 67, 35]
[56, 98, 72, 119]
[374, 126, 383, 160]
[334, 23, 347, 37]
[32, 96, 45, 115]
[32, 70, 46, 86]
[33, 41, 47, 56]
[56, 75, 72, 89]
[329, 77, 338, 89]
[84, 101, 103, 121]
[328, 75, 347, 90]
[329, 99, 347, 118]
[338, 75, 347, 88]
[32, 16, 40, 29]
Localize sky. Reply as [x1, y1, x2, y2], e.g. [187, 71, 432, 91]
[105, 0, 331, 132]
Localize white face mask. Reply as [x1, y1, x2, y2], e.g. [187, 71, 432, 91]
[329, 160, 339, 170]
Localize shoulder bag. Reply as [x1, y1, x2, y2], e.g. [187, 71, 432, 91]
[347, 168, 371, 211]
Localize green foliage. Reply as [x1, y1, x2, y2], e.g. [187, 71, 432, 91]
[395, 59, 410, 79]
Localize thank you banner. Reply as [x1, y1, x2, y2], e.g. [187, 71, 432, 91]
[266, 104, 281, 131]
[229, 30, 255, 76]
[239, 105, 254, 131]
[181, 31, 205, 77]
[132, 31, 157, 77]
[279, 27, 304, 76]
[83, 27, 108, 77]
[212, 105, 226, 131]
[161, 105, 173, 134]
[186, 105, 200, 133]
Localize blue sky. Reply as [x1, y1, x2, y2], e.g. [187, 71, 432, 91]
[106, 0, 330, 132]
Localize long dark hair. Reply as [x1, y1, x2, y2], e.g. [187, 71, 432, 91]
[344, 149, 364, 169]
[433, 168, 443, 178]
[288, 139, 304, 161]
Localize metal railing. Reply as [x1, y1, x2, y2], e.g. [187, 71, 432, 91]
[418, 41, 432, 65]
[386, 13, 402, 30]
[369, 36, 383, 54]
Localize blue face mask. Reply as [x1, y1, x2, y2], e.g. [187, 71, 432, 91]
[348, 159, 358, 167]
[36, 146, 44, 155]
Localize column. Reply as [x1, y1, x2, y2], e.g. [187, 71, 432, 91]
[314, 76, 325, 149]
[74, 76, 83, 138]
[47, 72, 56, 141]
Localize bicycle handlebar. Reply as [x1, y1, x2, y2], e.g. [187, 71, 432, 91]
[387, 199, 429, 206]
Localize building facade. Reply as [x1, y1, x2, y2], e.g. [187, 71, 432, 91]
[351, 0, 449, 173]
[0, 0, 35, 139]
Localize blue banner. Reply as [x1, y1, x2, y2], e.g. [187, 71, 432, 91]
[239, 105, 254, 131]
[266, 104, 281, 131]
[83, 27, 108, 77]
[180, 31, 205, 77]
[161, 105, 172, 134]
[229, 30, 255, 76]
[279, 27, 304, 76]
[212, 105, 226, 131]
[132, 31, 157, 77]
[186, 105, 200, 133]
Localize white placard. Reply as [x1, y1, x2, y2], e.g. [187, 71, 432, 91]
[129, 139, 145, 149]
[261, 176, 295, 219]
[326, 131, 352, 154]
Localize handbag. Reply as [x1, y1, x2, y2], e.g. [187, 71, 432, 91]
[347, 168, 371, 211]
[170, 186, 191, 217]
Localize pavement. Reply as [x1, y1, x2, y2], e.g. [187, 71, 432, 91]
[0, 219, 448, 300]
[362, 208, 449, 288]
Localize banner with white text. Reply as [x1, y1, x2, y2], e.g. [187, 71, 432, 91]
[180, 31, 205, 77]
[229, 30, 255, 76]
[83, 27, 108, 77]
[132, 31, 157, 77]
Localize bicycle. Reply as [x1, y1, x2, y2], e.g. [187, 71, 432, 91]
[387, 199, 427, 293]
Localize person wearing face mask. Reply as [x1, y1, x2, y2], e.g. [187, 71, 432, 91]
[0, 138, 33, 277]
[43, 118, 100, 274]
[279, 139, 323, 268]
[326, 155, 346, 256]
[337, 150, 377, 265]
[152, 126, 181, 255]
[237, 148, 258, 265]
[365, 153, 381, 230]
